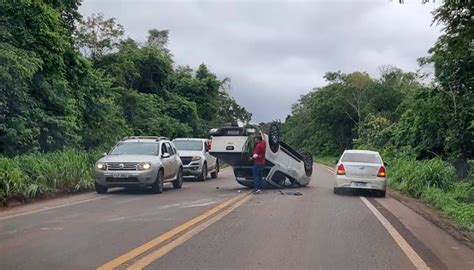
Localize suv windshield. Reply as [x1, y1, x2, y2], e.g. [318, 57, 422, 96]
[174, 140, 203, 151]
[109, 142, 158, 156]
[341, 153, 381, 164]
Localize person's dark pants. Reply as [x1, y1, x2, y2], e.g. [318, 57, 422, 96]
[253, 164, 264, 190]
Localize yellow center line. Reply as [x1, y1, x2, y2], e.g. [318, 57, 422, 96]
[127, 194, 252, 270]
[97, 192, 251, 270]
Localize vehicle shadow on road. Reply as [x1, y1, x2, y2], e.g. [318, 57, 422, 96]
[107, 186, 176, 195]
[335, 188, 383, 198]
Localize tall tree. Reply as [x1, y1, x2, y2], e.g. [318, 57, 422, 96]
[146, 29, 170, 54]
[75, 13, 124, 58]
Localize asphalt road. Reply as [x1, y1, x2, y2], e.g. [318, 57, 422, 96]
[0, 165, 472, 270]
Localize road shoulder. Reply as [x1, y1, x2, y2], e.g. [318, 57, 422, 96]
[390, 189, 474, 250]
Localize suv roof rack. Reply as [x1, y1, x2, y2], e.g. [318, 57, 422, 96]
[122, 136, 169, 141]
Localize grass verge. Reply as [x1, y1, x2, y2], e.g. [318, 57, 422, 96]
[0, 149, 100, 206]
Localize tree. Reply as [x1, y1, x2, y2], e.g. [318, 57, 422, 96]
[75, 13, 124, 58]
[146, 29, 170, 54]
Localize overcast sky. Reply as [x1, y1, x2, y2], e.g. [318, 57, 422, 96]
[79, 0, 442, 122]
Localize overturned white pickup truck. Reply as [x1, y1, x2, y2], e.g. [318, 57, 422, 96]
[209, 124, 313, 188]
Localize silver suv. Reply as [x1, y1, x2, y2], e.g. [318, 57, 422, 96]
[172, 138, 219, 181]
[94, 136, 183, 194]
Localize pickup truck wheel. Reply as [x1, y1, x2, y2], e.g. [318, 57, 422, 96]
[198, 164, 207, 181]
[301, 152, 313, 176]
[151, 170, 164, 194]
[95, 183, 108, 194]
[268, 123, 280, 153]
[172, 168, 183, 189]
[211, 162, 219, 179]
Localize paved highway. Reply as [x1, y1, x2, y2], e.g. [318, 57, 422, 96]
[0, 165, 473, 270]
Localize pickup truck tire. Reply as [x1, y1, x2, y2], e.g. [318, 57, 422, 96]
[268, 123, 280, 153]
[95, 183, 108, 194]
[151, 170, 164, 194]
[198, 163, 207, 181]
[211, 161, 219, 179]
[301, 152, 313, 176]
[172, 168, 183, 189]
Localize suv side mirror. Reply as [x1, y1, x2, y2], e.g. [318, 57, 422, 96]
[162, 153, 170, 159]
[383, 162, 389, 167]
[102, 152, 107, 157]
[331, 159, 338, 165]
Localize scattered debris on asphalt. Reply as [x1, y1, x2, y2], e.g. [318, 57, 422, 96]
[279, 190, 303, 196]
[215, 187, 219, 189]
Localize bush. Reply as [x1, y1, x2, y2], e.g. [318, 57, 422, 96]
[389, 158, 474, 230]
[389, 158, 456, 197]
[422, 187, 474, 230]
[0, 149, 99, 205]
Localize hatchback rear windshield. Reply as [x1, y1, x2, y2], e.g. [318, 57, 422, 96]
[109, 142, 159, 155]
[174, 140, 203, 151]
[341, 153, 381, 164]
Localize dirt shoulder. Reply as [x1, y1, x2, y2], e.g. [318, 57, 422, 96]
[389, 189, 474, 250]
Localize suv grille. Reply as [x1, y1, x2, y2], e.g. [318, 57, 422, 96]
[106, 177, 139, 183]
[106, 163, 138, 171]
[180, 157, 192, 165]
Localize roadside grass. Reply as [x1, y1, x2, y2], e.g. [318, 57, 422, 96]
[314, 156, 338, 167]
[389, 158, 474, 231]
[0, 149, 100, 206]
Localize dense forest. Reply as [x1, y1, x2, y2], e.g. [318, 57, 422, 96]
[0, 1, 251, 157]
[0, 0, 250, 203]
[282, 1, 473, 229]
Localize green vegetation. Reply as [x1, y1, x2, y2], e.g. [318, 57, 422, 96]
[0, 1, 251, 204]
[314, 157, 337, 167]
[0, 150, 99, 205]
[283, 1, 473, 230]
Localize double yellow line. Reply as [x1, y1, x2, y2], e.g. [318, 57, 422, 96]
[97, 192, 252, 270]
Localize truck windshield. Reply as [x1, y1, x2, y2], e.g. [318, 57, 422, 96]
[174, 141, 203, 151]
[109, 142, 158, 155]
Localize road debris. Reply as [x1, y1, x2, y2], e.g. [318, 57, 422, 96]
[278, 190, 303, 196]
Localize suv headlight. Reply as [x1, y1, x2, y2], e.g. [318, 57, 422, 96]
[96, 162, 106, 170]
[191, 156, 201, 161]
[138, 163, 152, 170]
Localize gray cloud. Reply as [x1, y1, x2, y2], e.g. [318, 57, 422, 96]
[80, 0, 442, 122]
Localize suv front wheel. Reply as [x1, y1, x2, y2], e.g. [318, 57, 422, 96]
[95, 183, 108, 194]
[151, 170, 164, 194]
[198, 163, 207, 181]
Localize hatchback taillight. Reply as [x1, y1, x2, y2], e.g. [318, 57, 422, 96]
[336, 164, 345, 175]
[377, 166, 386, 177]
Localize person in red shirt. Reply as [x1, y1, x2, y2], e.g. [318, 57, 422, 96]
[251, 130, 266, 193]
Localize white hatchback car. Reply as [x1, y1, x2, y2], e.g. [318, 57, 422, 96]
[333, 150, 387, 197]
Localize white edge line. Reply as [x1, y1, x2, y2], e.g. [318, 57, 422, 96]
[0, 196, 107, 221]
[360, 196, 430, 270]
